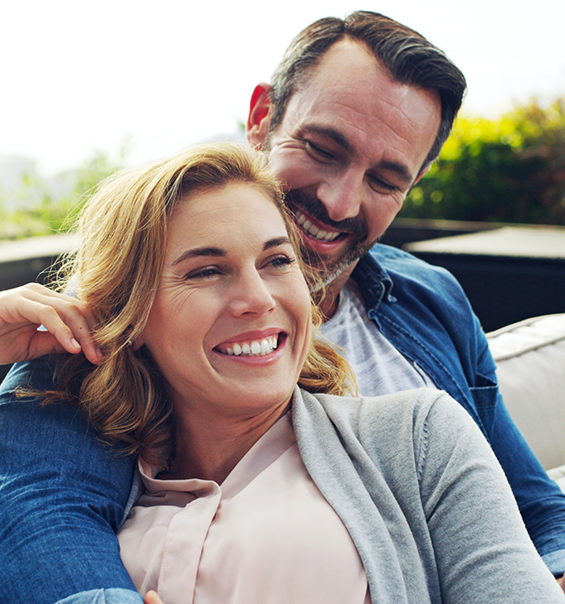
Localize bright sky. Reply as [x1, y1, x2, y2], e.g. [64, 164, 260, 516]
[2, 0, 564, 177]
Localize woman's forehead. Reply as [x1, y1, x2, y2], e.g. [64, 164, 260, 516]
[168, 183, 289, 246]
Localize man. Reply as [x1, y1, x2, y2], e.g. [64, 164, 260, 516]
[247, 12, 565, 579]
[1, 11, 565, 603]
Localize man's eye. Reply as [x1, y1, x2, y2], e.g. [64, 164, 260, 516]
[368, 175, 399, 194]
[305, 140, 334, 162]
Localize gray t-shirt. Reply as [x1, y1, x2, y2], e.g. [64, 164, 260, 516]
[319, 280, 436, 396]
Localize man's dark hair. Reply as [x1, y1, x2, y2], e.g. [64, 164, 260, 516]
[269, 11, 467, 173]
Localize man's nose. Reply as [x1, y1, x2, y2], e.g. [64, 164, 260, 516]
[316, 169, 364, 222]
[227, 269, 276, 317]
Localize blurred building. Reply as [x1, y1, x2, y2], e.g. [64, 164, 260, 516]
[0, 153, 38, 206]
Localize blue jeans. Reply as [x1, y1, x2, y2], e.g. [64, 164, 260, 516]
[0, 357, 143, 603]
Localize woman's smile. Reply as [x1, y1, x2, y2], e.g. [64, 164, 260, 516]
[214, 330, 284, 358]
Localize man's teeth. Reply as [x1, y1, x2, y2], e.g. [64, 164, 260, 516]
[295, 210, 340, 242]
[224, 336, 278, 356]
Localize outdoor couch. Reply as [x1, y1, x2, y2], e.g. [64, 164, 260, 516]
[487, 314, 565, 489]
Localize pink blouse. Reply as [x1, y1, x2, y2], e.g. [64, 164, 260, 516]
[118, 413, 371, 603]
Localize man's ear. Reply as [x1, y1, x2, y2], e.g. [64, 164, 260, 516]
[246, 83, 272, 149]
[413, 164, 431, 186]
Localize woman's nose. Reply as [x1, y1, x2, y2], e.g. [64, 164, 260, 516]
[227, 269, 276, 317]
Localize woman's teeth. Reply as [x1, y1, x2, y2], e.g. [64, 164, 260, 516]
[295, 210, 340, 242]
[223, 336, 278, 356]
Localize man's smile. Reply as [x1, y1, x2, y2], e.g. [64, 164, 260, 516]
[294, 209, 341, 242]
[285, 191, 367, 261]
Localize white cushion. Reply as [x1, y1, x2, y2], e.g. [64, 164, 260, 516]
[487, 314, 565, 471]
[548, 464, 565, 493]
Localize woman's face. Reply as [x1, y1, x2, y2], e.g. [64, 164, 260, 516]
[139, 182, 312, 420]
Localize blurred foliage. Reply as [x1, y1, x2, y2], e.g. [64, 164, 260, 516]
[3, 102, 565, 242]
[404, 98, 565, 224]
[0, 144, 128, 240]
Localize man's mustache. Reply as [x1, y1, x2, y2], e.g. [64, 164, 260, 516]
[284, 189, 368, 240]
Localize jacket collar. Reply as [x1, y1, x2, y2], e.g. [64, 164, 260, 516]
[351, 249, 394, 311]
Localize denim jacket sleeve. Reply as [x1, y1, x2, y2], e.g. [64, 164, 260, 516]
[0, 357, 141, 604]
[56, 589, 143, 604]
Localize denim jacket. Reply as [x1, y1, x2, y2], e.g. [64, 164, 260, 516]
[352, 245, 565, 574]
[2, 245, 565, 604]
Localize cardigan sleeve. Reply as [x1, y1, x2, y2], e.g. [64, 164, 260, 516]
[416, 392, 565, 603]
[368, 245, 565, 571]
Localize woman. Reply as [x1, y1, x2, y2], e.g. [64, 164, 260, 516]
[0, 143, 563, 603]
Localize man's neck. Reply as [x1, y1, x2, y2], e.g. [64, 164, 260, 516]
[317, 263, 356, 321]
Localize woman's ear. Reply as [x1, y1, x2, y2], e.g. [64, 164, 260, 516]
[246, 83, 272, 149]
[131, 334, 145, 351]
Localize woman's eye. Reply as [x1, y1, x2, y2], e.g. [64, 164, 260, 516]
[184, 267, 220, 280]
[268, 255, 296, 269]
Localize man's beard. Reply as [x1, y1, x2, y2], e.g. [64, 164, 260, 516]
[285, 189, 375, 292]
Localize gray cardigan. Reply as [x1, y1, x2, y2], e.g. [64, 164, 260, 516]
[293, 386, 565, 604]
[58, 386, 564, 604]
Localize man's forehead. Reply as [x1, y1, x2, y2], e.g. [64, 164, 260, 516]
[291, 39, 393, 107]
[279, 39, 441, 175]
[283, 39, 439, 135]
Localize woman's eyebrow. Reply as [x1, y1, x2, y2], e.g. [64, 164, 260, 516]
[264, 236, 292, 250]
[172, 247, 226, 266]
[172, 237, 291, 266]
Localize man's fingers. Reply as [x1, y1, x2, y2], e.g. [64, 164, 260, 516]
[144, 591, 165, 604]
[38, 301, 103, 364]
[36, 303, 103, 364]
[0, 285, 103, 364]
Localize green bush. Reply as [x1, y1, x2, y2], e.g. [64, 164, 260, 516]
[0, 148, 126, 240]
[404, 99, 565, 225]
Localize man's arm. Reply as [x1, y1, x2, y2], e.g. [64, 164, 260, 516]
[0, 357, 142, 603]
[370, 246, 565, 573]
[477, 368, 565, 575]
[438, 287, 565, 575]
[449, 282, 565, 575]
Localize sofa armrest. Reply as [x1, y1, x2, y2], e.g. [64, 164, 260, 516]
[487, 314, 565, 471]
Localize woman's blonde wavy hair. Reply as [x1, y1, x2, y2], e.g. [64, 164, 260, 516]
[45, 143, 356, 467]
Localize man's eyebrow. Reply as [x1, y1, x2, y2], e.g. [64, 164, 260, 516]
[303, 125, 353, 153]
[172, 247, 226, 266]
[376, 160, 414, 184]
[304, 125, 414, 184]
[171, 237, 291, 266]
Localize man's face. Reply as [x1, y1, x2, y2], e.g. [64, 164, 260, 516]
[248, 39, 441, 297]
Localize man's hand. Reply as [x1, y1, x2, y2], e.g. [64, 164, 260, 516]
[144, 591, 165, 604]
[0, 283, 102, 365]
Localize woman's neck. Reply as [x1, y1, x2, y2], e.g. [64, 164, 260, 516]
[164, 400, 291, 484]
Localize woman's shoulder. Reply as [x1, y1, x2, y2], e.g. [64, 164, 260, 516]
[299, 386, 479, 463]
[306, 386, 456, 424]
